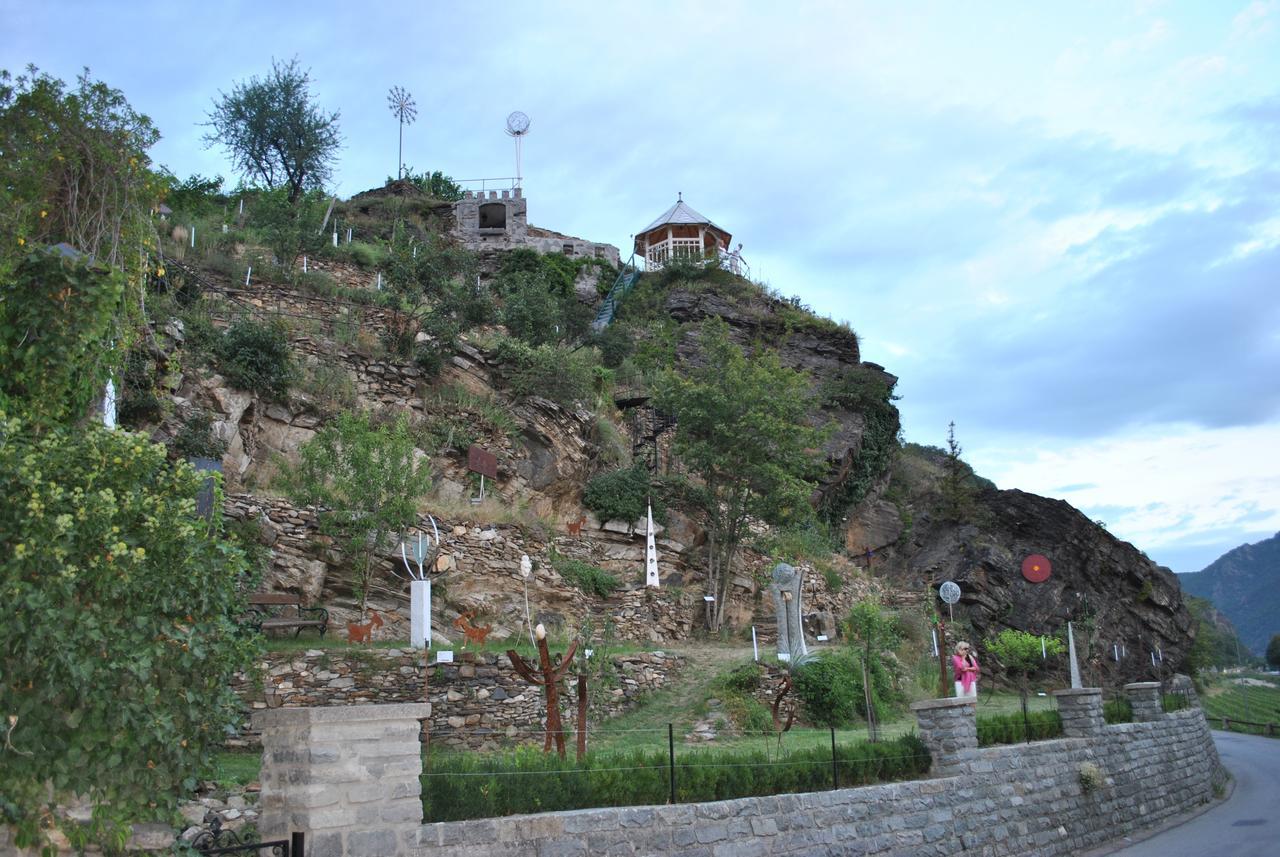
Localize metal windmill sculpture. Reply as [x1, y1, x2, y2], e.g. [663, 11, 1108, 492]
[387, 86, 418, 180]
[505, 111, 531, 189]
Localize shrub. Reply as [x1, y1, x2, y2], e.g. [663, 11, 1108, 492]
[117, 347, 164, 424]
[583, 463, 655, 524]
[792, 652, 863, 727]
[173, 409, 228, 459]
[1104, 696, 1134, 724]
[552, 554, 619, 598]
[422, 734, 930, 822]
[491, 337, 593, 406]
[0, 414, 257, 849]
[976, 710, 1064, 745]
[213, 318, 295, 399]
[1078, 761, 1104, 793]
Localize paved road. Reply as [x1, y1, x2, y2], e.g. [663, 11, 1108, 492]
[1105, 731, 1280, 857]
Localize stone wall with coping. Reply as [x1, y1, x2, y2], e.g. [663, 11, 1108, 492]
[409, 686, 1227, 857]
[232, 649, 683, 751]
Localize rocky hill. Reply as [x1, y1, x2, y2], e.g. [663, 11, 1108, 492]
[1178, 532, 1280, 656]
[130, 182, 1197, 684]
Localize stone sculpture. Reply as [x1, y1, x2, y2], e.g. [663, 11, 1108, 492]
[769, 562, 807, 662]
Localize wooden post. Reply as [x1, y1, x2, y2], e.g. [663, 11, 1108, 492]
[576, 671, 588, 760]
[936, 620, 950, 699]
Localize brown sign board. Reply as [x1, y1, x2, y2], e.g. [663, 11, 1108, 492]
[467, 445, 498, 480]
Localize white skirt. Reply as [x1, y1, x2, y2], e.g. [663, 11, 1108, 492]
[954, 681, 977, 699]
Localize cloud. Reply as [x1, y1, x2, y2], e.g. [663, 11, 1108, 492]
[969, 423, 1280, 572]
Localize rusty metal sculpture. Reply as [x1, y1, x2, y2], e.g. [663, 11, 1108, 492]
[506, 623, 579, 757]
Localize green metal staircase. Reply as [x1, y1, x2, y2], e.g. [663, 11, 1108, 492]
[591, 258, 641, 333]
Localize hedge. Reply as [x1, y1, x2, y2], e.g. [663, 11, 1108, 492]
[976, 710, 1064, 745]
[422, 734, 931, 821]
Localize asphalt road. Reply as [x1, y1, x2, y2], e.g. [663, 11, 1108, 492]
[1103, 731, 1280, 857]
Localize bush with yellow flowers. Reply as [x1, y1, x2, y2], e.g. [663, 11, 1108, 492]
[0, 412, 258, 851]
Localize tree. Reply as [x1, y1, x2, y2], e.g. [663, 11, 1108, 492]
[383, 234, 478, 357]
[0, 413, 256, 850]
[1267, 634, 1280, 670]
[940, 420, 977, 523]
[283, 410, 430, 614]
[655, 318, 831, 630]
[0, 65, 159, 283]
[984, 629, 1064, 726]
[249, 186, 330, 270]
[0, 247, 123, 429]
[845, 598, 901, 738]
[205, 58, 340, 203]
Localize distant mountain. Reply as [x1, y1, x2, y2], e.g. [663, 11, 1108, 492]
[1178, 532, 1280, 657]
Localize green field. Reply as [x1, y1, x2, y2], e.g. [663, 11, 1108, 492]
[1200, 672, 1280, 736]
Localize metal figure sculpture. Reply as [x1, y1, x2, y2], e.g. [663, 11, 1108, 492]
[506, 624, 579, 757]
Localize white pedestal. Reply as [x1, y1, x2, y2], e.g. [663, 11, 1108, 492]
[410, 579, 431, 650]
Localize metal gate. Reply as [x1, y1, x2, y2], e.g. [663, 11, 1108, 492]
[192, 814, 304, 856]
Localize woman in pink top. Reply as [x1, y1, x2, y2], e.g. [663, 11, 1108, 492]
[952, 641, 979, 698]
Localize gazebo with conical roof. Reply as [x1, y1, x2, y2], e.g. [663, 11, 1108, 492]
[634, 194, 732, 271]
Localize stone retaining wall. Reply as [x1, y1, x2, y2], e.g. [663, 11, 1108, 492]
[411, 688, 1227, 857]
[233, 649, 683, 751]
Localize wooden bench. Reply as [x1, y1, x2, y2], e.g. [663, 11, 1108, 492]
[245, 593, 328, 638]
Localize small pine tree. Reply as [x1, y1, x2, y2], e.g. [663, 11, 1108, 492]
[940, 421, 975, 523]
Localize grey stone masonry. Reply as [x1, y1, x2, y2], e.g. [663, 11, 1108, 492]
[254, 703, 429, 857]
[412, 706, 1227, 857]
[908, 696, 976, 775]
[1053, 687, 1105, 737]
[1125, 682, 1165, 723]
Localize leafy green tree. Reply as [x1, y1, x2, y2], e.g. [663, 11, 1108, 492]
[984, 628, 1064, 718]
[396, 167, 464, 201]
[1186, 595, 1247, 673]
[0, 413, 256, 850]
[249, 186, 329, 270]
[845, 598, 902, 735]
[205, 58, 340, 203]
[1267, 634, 1280, 670]
[284, 410, 430, 614]
[0, 248, 123, 429]
[383, 234, 478, 357]
[158, 171, 225, 219]
[0, 65, 160, 281]
[655, 318, 831, 630]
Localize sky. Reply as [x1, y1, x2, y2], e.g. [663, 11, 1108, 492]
[4, 1, 1278, 574]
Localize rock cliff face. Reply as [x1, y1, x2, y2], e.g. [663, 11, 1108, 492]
[851, 446, 1196, 683]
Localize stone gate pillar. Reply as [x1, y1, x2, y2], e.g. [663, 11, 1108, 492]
[910, 697, 977, 776]
[1124, 682, 1164, 722]
[254, 702, 430, 857]
[1052, 688, 1104, 737]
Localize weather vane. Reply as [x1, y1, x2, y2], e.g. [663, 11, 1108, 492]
[387, 86, 418, 180]
[505, 111, 531, 189]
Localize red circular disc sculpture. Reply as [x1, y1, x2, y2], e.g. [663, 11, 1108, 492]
[1022, 554, 1052, 583]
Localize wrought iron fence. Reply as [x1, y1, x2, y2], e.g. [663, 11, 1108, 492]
[192, 814, 304, 856]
